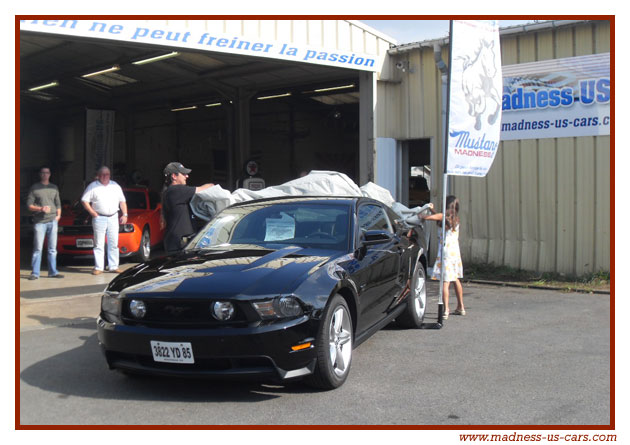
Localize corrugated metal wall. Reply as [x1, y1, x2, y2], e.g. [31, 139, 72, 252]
[377, 20, 611, 275]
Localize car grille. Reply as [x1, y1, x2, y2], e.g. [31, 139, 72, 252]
[106, 351, 276, 375]
[136, 355, 273, 371]
[61, 245, 93, 251]
[121, 298, 258, 328]
[61, 225, 93, 235]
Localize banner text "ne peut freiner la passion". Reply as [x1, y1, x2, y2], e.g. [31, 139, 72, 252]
[20, 20, 377, 70]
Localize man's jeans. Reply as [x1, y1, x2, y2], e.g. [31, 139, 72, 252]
[92, 215, 120, 271]
[31, 220, 59, 277]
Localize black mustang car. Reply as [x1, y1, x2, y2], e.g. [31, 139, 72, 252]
[97, 196, 428, 389]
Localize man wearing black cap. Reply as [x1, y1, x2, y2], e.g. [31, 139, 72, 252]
[161, 162, 214, 254]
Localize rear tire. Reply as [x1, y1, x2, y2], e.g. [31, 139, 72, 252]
[304, 294, 353, 390]
[396, 262, 427, 328]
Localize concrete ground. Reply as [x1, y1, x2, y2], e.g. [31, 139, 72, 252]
[19, 243, 147, 331]
[19, 281, 611, 426]
[17, 244, 612, 426]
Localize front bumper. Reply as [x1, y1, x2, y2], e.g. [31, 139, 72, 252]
[96, 315, 318, 380]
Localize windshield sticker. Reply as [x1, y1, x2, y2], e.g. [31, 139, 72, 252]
[265, 212, 296, 241]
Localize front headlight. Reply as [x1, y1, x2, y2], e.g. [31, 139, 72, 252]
[57, 226, 64, 234]
[252, 296, 304, 320]
[277, 296, 303, 317]
[119, 224, 135, 233]
[101, 290, 122, 320]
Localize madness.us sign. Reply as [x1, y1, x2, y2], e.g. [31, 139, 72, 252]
[446, 20, 503, 177]
[500, 53, 610, 140]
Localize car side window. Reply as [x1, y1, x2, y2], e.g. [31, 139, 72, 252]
[358, 204, 393, 234]
[385, 207, 402, 232]
[149, 191, 160, 209]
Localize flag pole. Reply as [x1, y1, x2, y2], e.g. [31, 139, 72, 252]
[437, 20, 454, 325]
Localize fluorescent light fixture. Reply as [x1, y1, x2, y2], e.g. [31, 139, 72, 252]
[314, 84, 356, 93]
[205, 102, 222, 108]
[82, 65, 120, 78]
[28, 81, 59, 92]
[133, 51, 180, 65]
[257, 92, 292, 100]
[170, 105, 198, 112]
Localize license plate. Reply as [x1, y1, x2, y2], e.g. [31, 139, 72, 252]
[150, 341, 195, 364]
[76, 239, 94, 248]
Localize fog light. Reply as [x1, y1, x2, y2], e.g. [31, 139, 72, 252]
[212, 301, 235, 321]
[129, 300, 146, 318]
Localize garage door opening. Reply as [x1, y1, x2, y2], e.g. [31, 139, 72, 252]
[401, 138, 431, 208]
[20, 32, 363, 209]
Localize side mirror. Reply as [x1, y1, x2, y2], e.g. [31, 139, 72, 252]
[362, 230, 393, 246]
[392, 219, 407, 236]
[354, 230, 393, 260]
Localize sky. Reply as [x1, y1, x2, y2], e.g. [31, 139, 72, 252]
[361, 19, 538, 44]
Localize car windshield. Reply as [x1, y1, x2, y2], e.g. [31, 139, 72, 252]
[188, 202, 351, 251]
[125, 191, 148, 210]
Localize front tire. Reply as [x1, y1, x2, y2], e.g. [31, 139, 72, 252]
[305, 294, 353, 390]
[397, 262, 427, 328]
[137, 227, 151, 262]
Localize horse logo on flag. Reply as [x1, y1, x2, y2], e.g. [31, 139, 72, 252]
[458, 39, 502, 130]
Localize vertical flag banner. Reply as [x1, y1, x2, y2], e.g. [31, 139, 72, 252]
[85, 109, 115, 181]
[447, 20, 502, 177]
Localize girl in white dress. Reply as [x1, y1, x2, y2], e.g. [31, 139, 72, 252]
[421, 195, 465, 319]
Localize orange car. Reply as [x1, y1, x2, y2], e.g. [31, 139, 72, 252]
[57, 186, 165, 262]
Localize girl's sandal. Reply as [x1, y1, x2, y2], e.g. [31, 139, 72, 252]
[452, 309, 466, 316]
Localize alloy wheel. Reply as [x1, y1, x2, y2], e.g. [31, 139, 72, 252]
[140, 229, 150, 260]
[413, 267, 427, 319]
[329, 305, 352, 377]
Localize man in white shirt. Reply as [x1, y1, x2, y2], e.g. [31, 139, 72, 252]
[81, 166, 128, 275]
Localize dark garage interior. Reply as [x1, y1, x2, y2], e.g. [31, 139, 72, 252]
[20, 31, 363, 221]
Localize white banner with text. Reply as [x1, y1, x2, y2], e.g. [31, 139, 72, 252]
[20, 19, 379, 72]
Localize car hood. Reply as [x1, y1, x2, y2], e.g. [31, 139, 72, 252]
[108, 245, 338, 297]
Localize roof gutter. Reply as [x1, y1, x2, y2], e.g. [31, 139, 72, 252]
[433, 43, 448, 75]
[388, 20, 590, 55]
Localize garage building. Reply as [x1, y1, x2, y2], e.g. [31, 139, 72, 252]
[19, 19, 611, 276]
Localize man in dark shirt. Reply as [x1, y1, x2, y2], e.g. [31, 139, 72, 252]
[26, 166, 64, 280]
[161, 162, 214, 254]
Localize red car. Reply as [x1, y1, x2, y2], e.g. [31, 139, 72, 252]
[57, 186, 165, 262]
